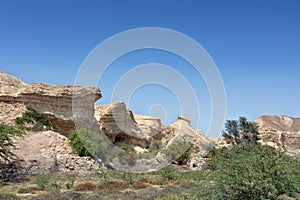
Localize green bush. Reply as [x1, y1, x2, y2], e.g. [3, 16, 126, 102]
[193, 145, 300, 199]
[33, 173, 50, 190]
[159, 165, 177, 181]
[65, 173, 76, 189]
[17, 187, 30, 194]
[68, 129, 91, 157]
[0, 123, 24, 161]
[68, 128, 108, 158]
[15, 106, 51, 131]
[50, 182, 62, 190]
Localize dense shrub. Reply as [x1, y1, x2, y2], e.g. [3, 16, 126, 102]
[68, 128, 108, 158]
[15, 106, 51, 131]
[191, 145, 300, 199]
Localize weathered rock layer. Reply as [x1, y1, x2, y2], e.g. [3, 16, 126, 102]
[255, 115, 300, 157]
[0, 71, 101, 134]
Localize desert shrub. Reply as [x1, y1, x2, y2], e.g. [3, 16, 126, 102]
[28, 187, 39, 194]
[68, 128, 108, 158]
[65, 173, 76, 189]
[33, 173, 50, 190]
[17, 187, 30, 194]
[15, 106, 51, 131]
[132, 181, 152, 189]
[74, 182, 97, 191]
[50, 182, 62, 190]
[159, 165, 177, 182]
[98, 181, 129, 190]
[0, 123, 24, 161]
[68, 129, 91, 157]
[190, 145, 300, 199]
[121, 172, 135, 185]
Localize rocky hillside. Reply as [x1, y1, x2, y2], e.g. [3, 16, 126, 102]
[256, 115, 300, 157]
[0, 71, 211, 176]
[0, 70, 299, 177]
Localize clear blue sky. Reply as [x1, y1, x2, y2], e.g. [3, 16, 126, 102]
[1, 0, 300, 134]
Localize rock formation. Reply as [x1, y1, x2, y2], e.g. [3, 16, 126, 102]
[255, 115, 300, 157]
[0, 71, 213, 174]
[94, 102, 162, 148]
[0, 71, 101, 135]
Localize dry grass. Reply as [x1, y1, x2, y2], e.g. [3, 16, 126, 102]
[74, 182, 97, 191]
[98, 181, 129, 190]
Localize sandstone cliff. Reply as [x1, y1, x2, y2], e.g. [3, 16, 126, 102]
[255, 115, 300, 157]
[0, 71, 212, 174]
[0, 71, 101, 134]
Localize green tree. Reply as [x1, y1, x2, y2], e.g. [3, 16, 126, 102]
[0, 123, 24, 161]
[222, 116, 259, 148]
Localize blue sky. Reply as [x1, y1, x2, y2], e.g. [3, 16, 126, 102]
[1, 0, 300, 135]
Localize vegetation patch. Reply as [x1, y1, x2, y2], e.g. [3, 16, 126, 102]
[98, 181, 129, 190]
[74, 182, 97, 191]
[15, 106, 51, 131]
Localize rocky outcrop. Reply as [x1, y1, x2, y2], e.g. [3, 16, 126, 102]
[255, 115, 300, 157]
[0, 71, 101, 134]
[160, 116, 211, 169]
[94, 102, 162, 148]
[0, 71, 212, 173]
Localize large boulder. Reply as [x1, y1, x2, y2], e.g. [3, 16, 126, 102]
[0, 71, 101, 135]
[255, 115, 300, 157]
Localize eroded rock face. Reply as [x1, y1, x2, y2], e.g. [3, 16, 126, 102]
[94, 102, 162, 148]
[0, 71, 101, 134]
[255, 115, 300, 157]
[0, 71, 212, 173]
[160, 116, 211, 169]
[4, 131, 100, 180]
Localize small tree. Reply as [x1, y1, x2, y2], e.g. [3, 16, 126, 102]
[222, 117, 259, 148]
[0, 123, 24, 161]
